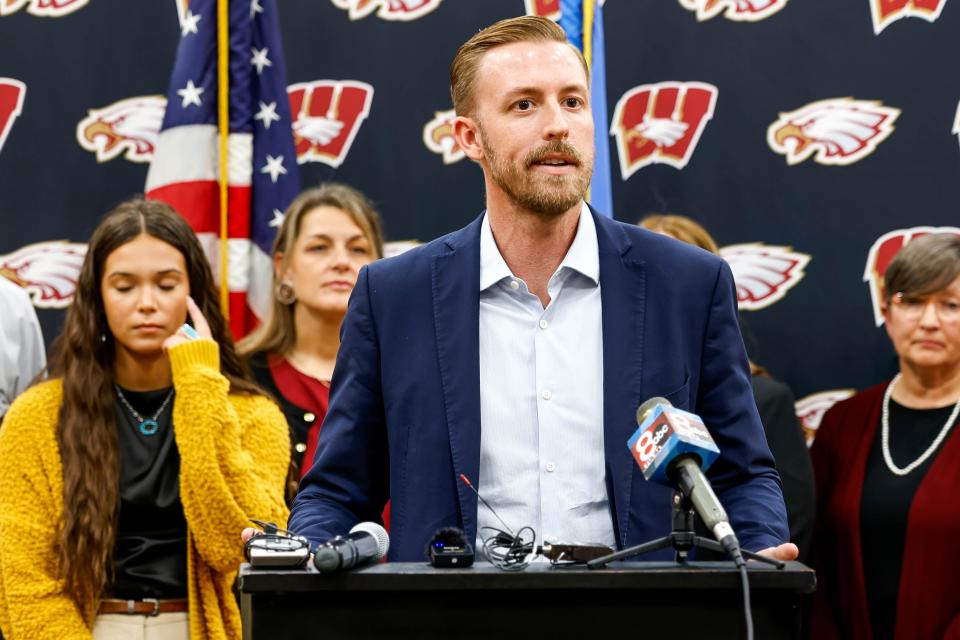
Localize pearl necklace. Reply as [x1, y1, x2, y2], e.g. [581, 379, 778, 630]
[881, 373, 960, 476]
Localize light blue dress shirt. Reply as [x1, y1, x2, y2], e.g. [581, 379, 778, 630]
[476, 206, 615, 555]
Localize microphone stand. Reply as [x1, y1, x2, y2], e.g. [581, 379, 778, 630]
[586, 491, 784, 569]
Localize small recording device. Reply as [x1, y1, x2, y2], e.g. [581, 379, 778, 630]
[245, 520, 310, 569]
[427, 527, 475, 568]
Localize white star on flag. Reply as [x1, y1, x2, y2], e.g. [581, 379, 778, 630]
[251, 47, 272, 75]
[261, 155, 287, 183]
[180, 9, 201, 37]
[177, 80, 204, 108]
[269, 209, 285, 228]
[250, 0, 264, 18]
[254, 101, 281, 130]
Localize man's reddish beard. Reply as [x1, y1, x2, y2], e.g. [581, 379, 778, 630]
[478, 127, 594, 218]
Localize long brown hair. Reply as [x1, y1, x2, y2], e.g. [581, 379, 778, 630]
[237, 183, 384, 358]
[47, 198, 260, 607]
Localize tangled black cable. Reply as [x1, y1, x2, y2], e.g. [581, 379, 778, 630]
[480, 525, 537, 571]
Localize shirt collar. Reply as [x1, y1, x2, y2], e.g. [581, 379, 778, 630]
[479, 203, 599, 292]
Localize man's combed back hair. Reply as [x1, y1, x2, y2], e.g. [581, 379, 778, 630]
[884, 233, 960, 303]
[450, 15, 589, 117]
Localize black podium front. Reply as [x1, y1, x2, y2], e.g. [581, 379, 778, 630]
[238, 561, 815, 639]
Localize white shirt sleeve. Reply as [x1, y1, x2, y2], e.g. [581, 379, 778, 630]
[0, 277, 46, 418]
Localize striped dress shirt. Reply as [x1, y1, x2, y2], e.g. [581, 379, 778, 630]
[476, 206, 615, 555]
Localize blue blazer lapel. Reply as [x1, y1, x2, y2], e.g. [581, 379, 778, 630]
[594, 212, 646, 547]
[431, 214, 483, 542]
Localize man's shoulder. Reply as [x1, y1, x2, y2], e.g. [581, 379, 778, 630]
[367, 217, 481, 280]
[595, 214, 724, 274]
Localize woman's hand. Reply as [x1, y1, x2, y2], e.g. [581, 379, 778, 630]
[164, 296, 213, 351]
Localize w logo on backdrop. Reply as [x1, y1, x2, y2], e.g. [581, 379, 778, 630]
[525, 0, 560, 19]
[288, 80, 373, 168]
[678, 0, 788, 22]
[0, 0, 87, 16]
[0, 79, 26, 154]
[869, 0, 946, 34]
[863, 226, 960, 326]
[767, 98, 900, 166]
[610, 81, 718, 179]
[330, 0, 441, 21]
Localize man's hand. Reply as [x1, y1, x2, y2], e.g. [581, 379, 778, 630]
[756, 542, 799, 562]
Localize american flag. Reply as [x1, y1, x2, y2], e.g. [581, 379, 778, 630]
[146, 0, 300, 337]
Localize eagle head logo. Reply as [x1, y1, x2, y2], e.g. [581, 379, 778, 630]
[720, 243, 811, 310]
[767, 98, 900, 166]
[870, 0, 946, 35]
[525, 0, 561, 19]
[422, 109, 464, 165]
[76, 95, 166, 163]
[0, 0, 88, 17]
[863, 226, 960, 327]
[795, 389, 857, 446]
[678, 0, 789, 22]
[288, 80, 374, 168]
[610, 81, 718, 179]
[0, 241, 87, 308]
[0, 78, 26, 155]
[329, 0, 442, 21]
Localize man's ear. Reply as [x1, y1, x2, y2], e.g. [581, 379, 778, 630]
[452, 115, 484, 162]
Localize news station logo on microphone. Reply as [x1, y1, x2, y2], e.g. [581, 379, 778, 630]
[628, 404, 720, 483]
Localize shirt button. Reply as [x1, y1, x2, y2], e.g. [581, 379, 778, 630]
[546, 462, 556, 472]
[542, 389, 552, 400]
[304, 412, 316, 423]
[539, 319, 548, 329]
[509, 280, 520, 290]
[295, 442, 307, 453]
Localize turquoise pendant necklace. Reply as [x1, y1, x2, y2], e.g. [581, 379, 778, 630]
[115, 385, 174, 436]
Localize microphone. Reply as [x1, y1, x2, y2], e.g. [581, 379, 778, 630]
[628, 397, 745, 566]
[313, 522, 390, 573]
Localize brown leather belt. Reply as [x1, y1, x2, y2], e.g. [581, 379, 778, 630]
[98, 598, 189, 616]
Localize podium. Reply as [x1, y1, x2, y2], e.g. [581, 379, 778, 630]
[238, 561, 815, 639]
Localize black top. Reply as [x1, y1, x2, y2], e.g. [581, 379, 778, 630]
[751, 375, 815, 562]
[860, 399, 955, 640]
[248, 351, 314, 504]
[110, 386, 188, 599]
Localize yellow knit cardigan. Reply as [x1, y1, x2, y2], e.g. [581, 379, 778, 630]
[0, 340, 290, 640]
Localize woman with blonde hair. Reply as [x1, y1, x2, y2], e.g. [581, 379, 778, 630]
[0, 199, 289, 639]
[238, 183, 384, 502]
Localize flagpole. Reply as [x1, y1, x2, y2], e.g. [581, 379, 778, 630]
[217, 0, 230, 318]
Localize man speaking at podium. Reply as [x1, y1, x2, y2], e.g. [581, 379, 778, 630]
[288, 15, 797, 564]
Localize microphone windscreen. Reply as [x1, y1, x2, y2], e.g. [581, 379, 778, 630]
[636, 396, 672, 425]
[350, 521, 390, 560]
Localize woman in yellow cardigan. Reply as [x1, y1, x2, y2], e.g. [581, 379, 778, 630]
[0, 199, 289, 640]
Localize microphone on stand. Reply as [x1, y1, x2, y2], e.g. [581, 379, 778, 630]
[629, 397, 745, 567]
[313, 522, 390, 573]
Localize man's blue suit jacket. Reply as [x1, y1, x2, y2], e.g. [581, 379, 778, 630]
[289, 211, 789, 560]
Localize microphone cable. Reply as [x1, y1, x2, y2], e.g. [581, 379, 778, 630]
[460, 474, 537, 572]
[738, 562, 754, 640]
